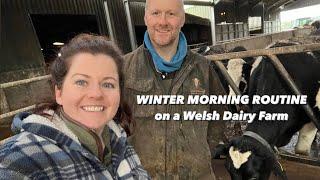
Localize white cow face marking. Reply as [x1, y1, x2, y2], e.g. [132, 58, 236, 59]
[227, 58, 245, 96]
[316, 88, 320, 111]
[229, 146, 252, 169]
[204, 46, 211, 54]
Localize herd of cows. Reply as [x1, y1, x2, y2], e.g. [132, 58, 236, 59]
[198, 40, 320, 180]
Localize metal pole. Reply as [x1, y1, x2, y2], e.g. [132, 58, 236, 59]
[103, 0, 116, 42]
[206, 43, 320, 61]
[210, 5, 216, 45]
[213, 61, 251, 112]
[0, 104, 36, 119]
[213, 61, 242, 96]
[0, 75, 51, 89]
[123, 0, 137, 50]
[0, 89, 10, 114]
[267, 54, 320, 130]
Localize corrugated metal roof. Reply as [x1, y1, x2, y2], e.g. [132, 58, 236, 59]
[282, 0, 320, 11]
[185, 6, 212, 19]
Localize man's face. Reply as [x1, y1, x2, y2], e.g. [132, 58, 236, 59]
[144, 0, 185, 48]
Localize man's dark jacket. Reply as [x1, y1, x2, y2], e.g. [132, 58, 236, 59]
[122, 45, 227, 180]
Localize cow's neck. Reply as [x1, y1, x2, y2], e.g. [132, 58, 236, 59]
[246, 122, 284, 146]
[243, 131, 275, 153]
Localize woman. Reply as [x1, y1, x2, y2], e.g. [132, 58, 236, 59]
[0, 34, 150, 179]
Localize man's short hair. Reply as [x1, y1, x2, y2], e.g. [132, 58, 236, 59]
[145, 0, 185, 12]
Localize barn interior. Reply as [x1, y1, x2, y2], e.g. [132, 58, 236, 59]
[1, 0, 320, 178]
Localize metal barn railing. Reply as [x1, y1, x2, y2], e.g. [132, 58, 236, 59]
[0, 75, 51, 119]
[206, 43, 320, 130]
[1, 43, 320, 130]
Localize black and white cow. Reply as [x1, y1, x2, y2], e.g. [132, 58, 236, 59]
[198, 45, 254, 96]
[212, 42, 320, 180]
[198, 45, 256, 137]
[199, 43, 320, 156]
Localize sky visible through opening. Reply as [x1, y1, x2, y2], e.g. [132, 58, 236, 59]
[184, 4, 320, 21]
[280, 4, 320, 22]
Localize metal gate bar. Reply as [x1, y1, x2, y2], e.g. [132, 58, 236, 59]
[213, 61, 243, 95]
[206, 43, 320, 129]
[1, 44, 320, 121]
[210, 41, 280, 97]
[0, 75, 51, 120]
[267, 54, 320, 129]
[206, 43, 320, 97]
[206, 43, 320, 61]
[0, 75, 51, 89]
[0, 104, 36, 119]
[213, 60, 252, 112]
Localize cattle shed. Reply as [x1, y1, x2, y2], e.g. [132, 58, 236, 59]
[1, 0, 109, 82]
[0, 0, 224, 139]
[1, 0, 110, 138]
[1, 0, 320, 178]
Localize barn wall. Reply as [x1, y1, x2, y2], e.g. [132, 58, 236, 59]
[213, 28, 311, 51]
[1, 0, 108, 82]
[0, 0, 109, 140]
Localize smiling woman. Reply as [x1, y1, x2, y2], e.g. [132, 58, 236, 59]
[0, 34, 150, 180]
[55, 53, 120, 134]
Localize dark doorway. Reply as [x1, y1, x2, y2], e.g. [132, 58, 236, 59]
[30, 14, 100, 64]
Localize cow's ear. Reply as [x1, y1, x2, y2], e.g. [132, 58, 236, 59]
[273, 160, 288, 180]
[212, 144, 228, 159]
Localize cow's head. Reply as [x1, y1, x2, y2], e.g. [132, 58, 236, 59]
[212, 137, 287, 180]
[227, 46, 254, 96]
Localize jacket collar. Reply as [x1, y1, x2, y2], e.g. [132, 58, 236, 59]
[16, 110, 126, 162]
[129, 44, 202, 94]
[59, 109, 111, 162]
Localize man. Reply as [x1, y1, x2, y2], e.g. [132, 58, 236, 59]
[122, 0, 227, 179]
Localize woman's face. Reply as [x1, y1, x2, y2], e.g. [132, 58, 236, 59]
[55, 53, 120, 133]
